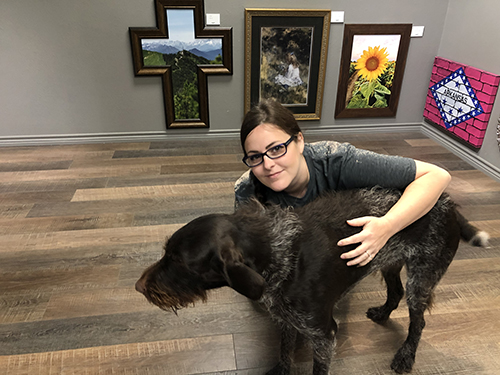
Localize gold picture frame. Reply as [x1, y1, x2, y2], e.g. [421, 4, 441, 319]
[244, 9, 330, 120]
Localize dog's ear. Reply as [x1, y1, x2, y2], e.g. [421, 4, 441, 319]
[220, 244, 266, 300]
[224, 261, 266, 300]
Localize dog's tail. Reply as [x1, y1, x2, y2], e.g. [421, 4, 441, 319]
[456, 211, 490, 247]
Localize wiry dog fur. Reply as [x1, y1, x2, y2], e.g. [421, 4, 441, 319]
[136, 187, 489, 374]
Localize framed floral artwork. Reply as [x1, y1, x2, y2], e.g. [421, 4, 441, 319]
[244, 9, 331, 120]
[334, 24, 411, 118]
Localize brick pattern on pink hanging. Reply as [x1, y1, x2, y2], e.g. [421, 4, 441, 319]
[424, 57, 500, 149]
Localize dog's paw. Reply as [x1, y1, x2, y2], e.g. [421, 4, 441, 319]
[266, 363, 290, 375]
[312, 360, 330, 375]
[390, 348, 415, 374]
[366, 305, 391, 323]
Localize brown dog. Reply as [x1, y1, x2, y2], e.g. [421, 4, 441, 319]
[136, 187, 489, 374]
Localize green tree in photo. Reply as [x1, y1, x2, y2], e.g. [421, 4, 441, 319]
[174, 80, 199, 120]
[163, 50, 209, 120]
[142, 49, 223, 120]
[210, 54, 223, 65]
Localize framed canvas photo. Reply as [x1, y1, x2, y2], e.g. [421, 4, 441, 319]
[244, 9, 331, 120]
[334, 24, 411, 118]
[129, 0, 233, 129]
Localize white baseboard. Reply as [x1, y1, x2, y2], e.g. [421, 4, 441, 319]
[420, 123, 500, 182]
[0, 123, 423, 146]
[0, 130, 241, 146]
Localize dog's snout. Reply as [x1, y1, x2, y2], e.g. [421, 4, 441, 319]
[135, 279, 146, 294]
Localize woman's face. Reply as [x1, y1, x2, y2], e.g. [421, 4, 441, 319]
[244, 123, 308, 197]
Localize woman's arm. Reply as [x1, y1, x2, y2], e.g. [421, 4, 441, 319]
[338, 160, 451, 266]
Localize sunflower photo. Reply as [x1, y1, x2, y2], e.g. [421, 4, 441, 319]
[346, 35, 401, 109]
[334, 24, 411, 118]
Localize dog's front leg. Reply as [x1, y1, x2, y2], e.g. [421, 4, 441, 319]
[311, 332, 335, 375]
[266, 323, 297, 375]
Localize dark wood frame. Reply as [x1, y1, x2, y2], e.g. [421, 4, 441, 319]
[129, 0, 233, 129]
[334, 24, 411, 118]
[244, 9, 330, 120]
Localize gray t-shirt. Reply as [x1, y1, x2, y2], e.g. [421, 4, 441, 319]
[234, 141, 416, 208]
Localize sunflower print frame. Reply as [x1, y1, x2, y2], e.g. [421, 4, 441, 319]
[335, 24, 411, 118]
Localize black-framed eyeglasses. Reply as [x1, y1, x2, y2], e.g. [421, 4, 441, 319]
[242, 136, 296, 167]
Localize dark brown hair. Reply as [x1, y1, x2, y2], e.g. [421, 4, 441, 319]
[240, 99, 302, 203]
[240, 99, 302, 154]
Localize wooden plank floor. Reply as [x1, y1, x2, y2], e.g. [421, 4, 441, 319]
[1, 132, 500, 374]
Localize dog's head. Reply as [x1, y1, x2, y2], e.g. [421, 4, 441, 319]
[135, 213, 267, 313]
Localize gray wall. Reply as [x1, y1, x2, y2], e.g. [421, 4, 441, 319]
[434, 0, 500, 174]
[1, 0, 499, 177]
[0, 0, 447, 139]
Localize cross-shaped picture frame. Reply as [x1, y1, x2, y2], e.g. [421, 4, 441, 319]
[129, 0, 233, 129]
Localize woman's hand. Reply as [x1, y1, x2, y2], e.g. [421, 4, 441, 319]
[338, 216, 394, 267]
[338, 160, 451, 267]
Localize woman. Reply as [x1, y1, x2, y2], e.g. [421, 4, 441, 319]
[274, 52, 302, 88]
[235, 99, 451, 267]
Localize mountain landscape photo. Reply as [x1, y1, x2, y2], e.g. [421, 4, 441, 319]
[140, 38, 223, 120]
[141, 39, 222, 63]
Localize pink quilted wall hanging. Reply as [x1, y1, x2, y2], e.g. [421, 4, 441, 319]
[424, 57, 500, 149]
